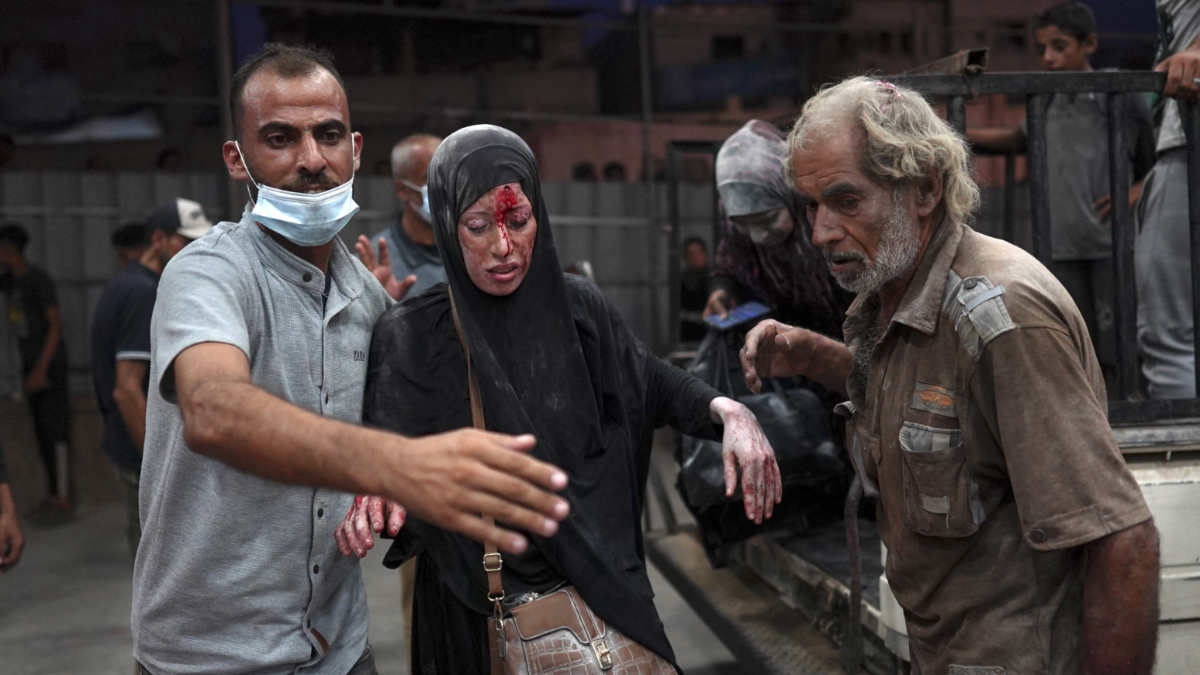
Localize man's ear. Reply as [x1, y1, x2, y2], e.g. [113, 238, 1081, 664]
[915, 172, 944, 218]
[222, 140, 249, 181]
[1082, 33, 1098, 57]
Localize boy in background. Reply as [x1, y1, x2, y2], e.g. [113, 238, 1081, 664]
[969, 1, 1155, 390]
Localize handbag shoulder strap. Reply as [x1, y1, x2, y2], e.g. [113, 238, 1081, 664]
[448, 293, 507, 617]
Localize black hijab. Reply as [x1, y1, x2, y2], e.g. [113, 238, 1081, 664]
[427, 125, 604, 470]
[372, 125, 684, 667]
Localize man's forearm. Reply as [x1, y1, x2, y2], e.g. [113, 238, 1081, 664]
[113, 387, 147, 452]
[810, 333, 852, 395]
[1081, 520, 1160, 675]
[33, 321, 61, 376]
[182, 379, 397, 497]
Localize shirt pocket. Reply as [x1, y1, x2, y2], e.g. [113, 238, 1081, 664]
[898, 421, 979, 538]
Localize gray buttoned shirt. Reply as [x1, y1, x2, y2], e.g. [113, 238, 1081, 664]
[132, 208, 392, 674]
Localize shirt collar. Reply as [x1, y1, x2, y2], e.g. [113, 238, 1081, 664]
[844, 218, 965, 337]
[241, 204, 363, 304]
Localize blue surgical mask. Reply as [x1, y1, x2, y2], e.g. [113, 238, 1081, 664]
[399, 178, 432, 224]
[235, 141, 360, 246]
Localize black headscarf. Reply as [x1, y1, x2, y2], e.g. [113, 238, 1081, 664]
[371, 125, 709, 669]
[427, 125, 604, 470]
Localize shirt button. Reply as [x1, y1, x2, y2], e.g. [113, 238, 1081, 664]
[964, 278, 978, 289]
[317, 508, 324, 518]
[1028, 528, 1047, 544]
[303, 272, 313, 282]
[313, 564, 320, 574]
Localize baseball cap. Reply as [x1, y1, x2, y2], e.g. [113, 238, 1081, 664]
[147, 198, 213, 240]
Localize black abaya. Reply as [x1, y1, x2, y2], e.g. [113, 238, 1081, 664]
[366, 125, 721, 673]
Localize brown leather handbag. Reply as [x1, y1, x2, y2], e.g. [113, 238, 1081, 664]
[450, 298, 676, 675]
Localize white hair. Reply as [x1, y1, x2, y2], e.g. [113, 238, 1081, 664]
[787, 76, 980, 227]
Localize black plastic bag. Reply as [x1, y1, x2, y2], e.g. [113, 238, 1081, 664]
[676, 329, 847, 566]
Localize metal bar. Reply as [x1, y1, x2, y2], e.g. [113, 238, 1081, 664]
[1025, 94, 1052, 265]
[666, 145, 684, 352]
[638, 1, 661, 351]
[1109, 398, 1200, 425]
[1002, 151, 1016, 243]
[216, 0, 239, 218]
[890, 71, 1167, 96]
[947, 95, 966, 134]
[1107, 93, 1137, 399]
[711, 144, 722, 260]
[1186, 102, 1200, 398]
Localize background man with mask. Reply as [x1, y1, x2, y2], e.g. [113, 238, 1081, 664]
[741, 76, 1159, 674]
[90, 197, 212, 560]
[357, 134, 445, 302]
[131, 43, 570, 675]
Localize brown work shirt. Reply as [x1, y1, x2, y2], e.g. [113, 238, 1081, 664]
[842, 220, 1151, 674]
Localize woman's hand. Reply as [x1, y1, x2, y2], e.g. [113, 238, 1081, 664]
[703, 289, 735, 319]
[709, 396, 782, 524]
[335, 495, 406, 558]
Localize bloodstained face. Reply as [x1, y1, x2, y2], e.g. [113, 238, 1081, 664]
[458, 182, 537, 296]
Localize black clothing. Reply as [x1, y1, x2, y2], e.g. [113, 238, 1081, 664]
[680, 267, 710, 342]
[4, 265, 67, 374]
[0, 442, 8, 485]
[3, 265, 69, 495]
[90, 262, 158, 472]
[370, 125, 721, 673]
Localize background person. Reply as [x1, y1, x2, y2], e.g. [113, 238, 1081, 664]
[0, 442, 25, 571]
[131, 44, 569, 675]
[1136, 0, 1200, 398]
[90, 198, 212, 559]
[679, 236, 710, 343]
[968, 2, 1155, 389]
[742, 75, 1159, 674]
[357, 133, 445, 301]
[0, 222, 71, 519]
[704, 119, 848, 341]
[110, 222, 149, 269]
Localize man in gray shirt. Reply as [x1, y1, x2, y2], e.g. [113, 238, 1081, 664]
[1136, 0, 1200, 398]
[131, 43, 569, 674]
[357, 134, 446, 300]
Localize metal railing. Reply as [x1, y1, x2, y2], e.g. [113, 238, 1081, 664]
[890, 70, 1200, 422]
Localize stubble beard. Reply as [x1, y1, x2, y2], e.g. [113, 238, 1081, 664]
[830, 192, 920, 296]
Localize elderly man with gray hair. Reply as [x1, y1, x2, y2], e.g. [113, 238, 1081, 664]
[740, 76, 1160, 674]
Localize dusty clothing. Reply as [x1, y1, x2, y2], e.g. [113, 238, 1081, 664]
[842, 220, 1151, 674]
[375, 125, 719, 673]
[1020, 91, 1153, 261]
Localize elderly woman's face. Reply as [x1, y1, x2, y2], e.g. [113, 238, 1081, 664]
[457, 182, 537, 296]
[729, 208, 794, 246]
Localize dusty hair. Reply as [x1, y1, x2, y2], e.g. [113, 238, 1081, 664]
[786, 76, 980, 226]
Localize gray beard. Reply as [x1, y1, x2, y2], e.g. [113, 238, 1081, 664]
[831, 193, 920, 296]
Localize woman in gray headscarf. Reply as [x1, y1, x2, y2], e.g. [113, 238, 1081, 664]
[706, 119, 849, 338]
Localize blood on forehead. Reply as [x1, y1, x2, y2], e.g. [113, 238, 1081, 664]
[494, 184, 520, 224]
[493, 185, 520, 256]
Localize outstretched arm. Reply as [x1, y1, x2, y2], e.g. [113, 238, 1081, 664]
[175, 341, 570, 555]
